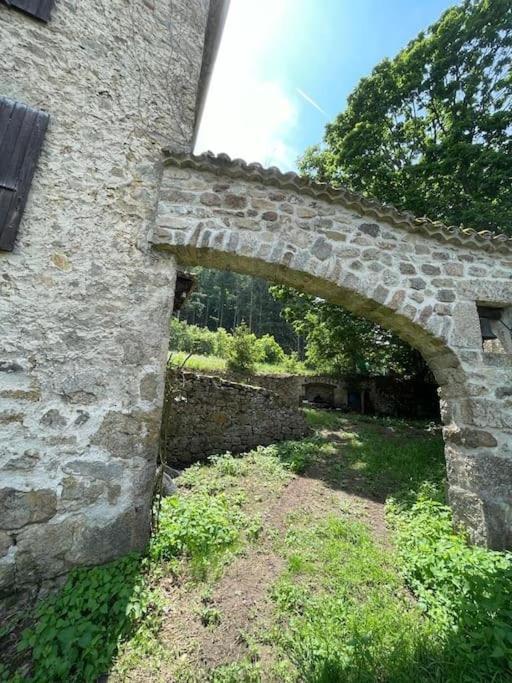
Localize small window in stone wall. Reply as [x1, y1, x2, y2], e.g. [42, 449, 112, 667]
[2, 0, 55, 22]
[0, 97, 49, 252]
[477, 305, 512, 354]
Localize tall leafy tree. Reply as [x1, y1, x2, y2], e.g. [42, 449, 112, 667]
[271, 287, 428, 379]
[301, 0, 512, 235]
[278, 0, 512, 380]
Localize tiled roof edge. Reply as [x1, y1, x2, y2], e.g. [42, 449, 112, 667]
[162, 150, 512, 254]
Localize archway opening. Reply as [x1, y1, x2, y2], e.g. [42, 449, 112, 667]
[161, 262, 445, 475]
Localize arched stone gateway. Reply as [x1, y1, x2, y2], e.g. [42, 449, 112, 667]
[152, 150, 512, 550]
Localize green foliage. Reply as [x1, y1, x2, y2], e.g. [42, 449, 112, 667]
[199, 605, 222, 627]
[300, 0, 512, 235]
[271, 286, 428, 379]
[169, 350, 310, 377]
[214, 326, 233, 358]
[169, 317, 220, 357]
[14, 555, 161, 683]
[387, 496, 512, 679]
[170, 318, 294, 371]
[255, 333, 286, 364]
[211, 659, 262, 682]
[151, 493, 243, 577]
[11, 416, 512, 682]
[287, 0, 512, 379]
[273, 438, 317, 475]
[179, 267, 300, 352]
[226, 323, 260, 375]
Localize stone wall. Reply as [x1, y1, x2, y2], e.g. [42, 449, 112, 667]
[162, 370, 310, 465]
[173, 367, 305, 406]
[226, 373, 304, 407]
[0, 1, 219, 608]
[153, 151, 512, 550]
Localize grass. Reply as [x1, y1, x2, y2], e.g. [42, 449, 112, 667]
[270, 514, 439, 682]
[169, 351, 311, 376]
[302, 408, 445, 502]
[3, 412, 512, 682]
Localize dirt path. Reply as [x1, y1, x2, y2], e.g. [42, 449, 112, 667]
[157, 433, 389, 675]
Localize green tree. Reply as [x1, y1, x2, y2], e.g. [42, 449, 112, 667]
[271, 287, 427, 379]
[280, 0, 512, 379]
[301, 0, 512, 235]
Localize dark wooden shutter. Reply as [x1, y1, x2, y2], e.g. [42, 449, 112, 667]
[0, 98, 49, 252]
[3, 0, 54, 22]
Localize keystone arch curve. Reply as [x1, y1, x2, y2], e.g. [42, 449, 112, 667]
[153, 150, 512, 550]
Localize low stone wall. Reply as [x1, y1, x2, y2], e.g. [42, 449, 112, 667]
[238, 374, 304, 407]
[162, 370, 310, 465]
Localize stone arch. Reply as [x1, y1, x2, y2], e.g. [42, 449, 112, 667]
[153, 150, 512, 549]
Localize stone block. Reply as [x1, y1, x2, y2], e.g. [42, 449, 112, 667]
[0, 488, 57, 530]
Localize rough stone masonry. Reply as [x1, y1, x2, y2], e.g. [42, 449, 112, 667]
[0, 0, 229, 610]
[153, 150, 512, 550]
[0, 0, 511, 613]
[162, 369, 310, 465]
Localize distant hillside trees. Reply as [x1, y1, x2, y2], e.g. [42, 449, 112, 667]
[178, 268, 302, 354]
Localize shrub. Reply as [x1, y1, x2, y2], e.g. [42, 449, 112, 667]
[214, 327, 232, 358]
[169, 318, 218, 356]
[226, 323, 259, 374]
[255, 334, 286, 364]
[283, 351, 301, 373]
[150, 494, 243, 577]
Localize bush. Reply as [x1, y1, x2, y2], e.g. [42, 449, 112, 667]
[387, 495, 512, 679]
[214, 327, 232, 358]
[254, 334, 285, 364]
[151, 494, 243, 577]
[283, 351, 302, 373]
[226, 323, 259, 374]
[169, 318, 218, 356]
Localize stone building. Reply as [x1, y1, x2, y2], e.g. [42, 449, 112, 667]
[1, 0, 511, 611]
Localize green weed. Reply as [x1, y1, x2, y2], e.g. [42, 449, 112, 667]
[271, 514, 437, 682]
[387, 494, 512, 680]
[151, 494, 244, 578]
[211, 659, 262, 682]
[10, 555, 161, 683]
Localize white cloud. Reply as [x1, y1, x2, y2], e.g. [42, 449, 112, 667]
[195, 0, 299, 171]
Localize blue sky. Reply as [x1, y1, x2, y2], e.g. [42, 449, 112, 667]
[196, 0, 459, 170]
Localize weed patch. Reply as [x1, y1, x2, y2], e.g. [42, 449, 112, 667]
[6, 415, 512, 682]
[2, 555, 161, 683]
[387, 494, 512, 680]
[151, 493, 245, 579]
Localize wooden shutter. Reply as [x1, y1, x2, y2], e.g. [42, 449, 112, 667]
[0, 98, 49, 252]
[3, 0, 54, 22]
